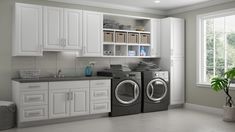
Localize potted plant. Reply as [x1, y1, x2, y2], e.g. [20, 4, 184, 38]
[211, 67, 235, 122]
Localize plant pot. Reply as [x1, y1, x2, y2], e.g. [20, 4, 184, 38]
[223, 106, 235, 122]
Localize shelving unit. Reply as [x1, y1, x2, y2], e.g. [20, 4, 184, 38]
[102, 14, 152, 57]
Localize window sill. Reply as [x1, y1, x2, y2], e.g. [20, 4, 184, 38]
[196, 83, 235, 90]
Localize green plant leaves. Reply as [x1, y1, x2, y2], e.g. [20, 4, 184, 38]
[225, 67, 235, 80]
[211, 77, 228, 91]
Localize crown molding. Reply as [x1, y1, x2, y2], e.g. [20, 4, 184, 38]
[48, 0, 166, 16]
[48, 0, 235, 16]
[166, 0, 235, 15]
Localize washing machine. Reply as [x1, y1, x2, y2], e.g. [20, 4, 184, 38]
[97, 71, 142, 117]
[142, 71, 169, 113]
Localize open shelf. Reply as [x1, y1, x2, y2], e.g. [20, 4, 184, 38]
[102, 14, 154, 58]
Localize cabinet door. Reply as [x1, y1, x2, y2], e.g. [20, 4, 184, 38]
[44, 6, 64, 50]
[49, 89, 70, 119]
[82, 11, 103, 56]
[14, 3, 43, 56]
[70, 88, 89, 116]
[64, 9, 82, 50]
[170, 58, 185, 105]
[150, 18, 161, 58]
[171, 18, 185, 58]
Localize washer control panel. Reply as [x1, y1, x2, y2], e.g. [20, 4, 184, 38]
[153, 71, 169, 81]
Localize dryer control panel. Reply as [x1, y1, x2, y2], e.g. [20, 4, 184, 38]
[153, 71, 169, 82]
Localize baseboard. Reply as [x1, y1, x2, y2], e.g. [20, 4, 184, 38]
[184, 103, 223, 115]
[18, 113, 109, 128]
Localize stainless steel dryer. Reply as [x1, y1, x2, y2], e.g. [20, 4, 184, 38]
[97, 71, 142, 117]
[142, 71, 169, 113]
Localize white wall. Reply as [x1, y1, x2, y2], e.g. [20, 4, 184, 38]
[171, 1, 235, 108]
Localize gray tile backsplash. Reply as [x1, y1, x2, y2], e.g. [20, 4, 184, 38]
[12, 52, 142, 78]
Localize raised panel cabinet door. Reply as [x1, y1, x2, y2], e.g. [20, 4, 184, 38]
[14, 3, 43, 56]
[70, 88, 89, 116]
[171, 18, 185, 58]
[49, 89, 70, 119]
[170, 58, 185, 105]
[64, 9, 82, 50]
[150, 18, 161, 58]
[83, 11, 103, 56]
[44, 6, 64, 50]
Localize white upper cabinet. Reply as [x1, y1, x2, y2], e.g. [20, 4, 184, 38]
[151, 18, 161, 58]
[43, 6, 64, 50]
[64, 9, 83, 50]
[44, 7, 82, 51]
[170, 18, 185, 58]
[13, 3, 43, 56]
[82, 11, 103, 57]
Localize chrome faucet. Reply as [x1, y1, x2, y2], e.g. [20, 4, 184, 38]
[55, 69, 64, 78]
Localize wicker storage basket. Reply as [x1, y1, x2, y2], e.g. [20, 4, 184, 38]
[0, 101, 16, 130]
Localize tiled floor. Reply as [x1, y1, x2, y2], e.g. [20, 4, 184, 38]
[2, 108, 235, 132]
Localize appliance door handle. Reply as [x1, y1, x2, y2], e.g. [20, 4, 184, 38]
[134, 84, 138, 98]
[150, 84, 154, 98]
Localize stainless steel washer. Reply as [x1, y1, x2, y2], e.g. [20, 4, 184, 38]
[97, 71, 142, 117]
[142, 71, 169, 113]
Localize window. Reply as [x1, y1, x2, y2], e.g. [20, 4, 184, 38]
[197, 9, 235, 85]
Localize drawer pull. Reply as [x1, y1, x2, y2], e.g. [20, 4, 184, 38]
[26, 96, 42, 102]
[94, 104, 106, 110]
[96, 83, 105, 85]
[28, 85, 41, 88]
[25, 111, 42, 117]
[94, 92, 107, 97]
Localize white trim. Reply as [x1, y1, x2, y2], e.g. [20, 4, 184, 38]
[184, 103, 223, 115]
[48, 0, 234, 16]
[196, 83, 235, 90]
[48, 0, 165, 15]
[196, 8, 235, 85]
[166, 0, 234, 15]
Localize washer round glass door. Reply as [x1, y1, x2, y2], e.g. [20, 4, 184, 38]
[115, 80, 140, 105]
[146, 78, 168, 102]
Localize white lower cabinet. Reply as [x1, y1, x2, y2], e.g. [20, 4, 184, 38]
[70, 88, 89, 116]
[20, 105, 48, 122]
[49, 81, 89, 119]
[49, 89, 70, 119]
[13, 79, 110, 124]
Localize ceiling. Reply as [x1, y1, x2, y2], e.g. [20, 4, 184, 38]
[49, 0, 234, 15]
[65, 0, 212, 10]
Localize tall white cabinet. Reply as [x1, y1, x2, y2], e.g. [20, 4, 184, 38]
[82, 11, 103, 57]
[160, 17, 185, 105]
[13, 3, 43, 56]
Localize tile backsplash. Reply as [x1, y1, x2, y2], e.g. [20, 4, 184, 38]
[12, 52, 142, 78]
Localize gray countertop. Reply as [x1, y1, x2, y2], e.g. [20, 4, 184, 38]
[12, 76, 112, 83]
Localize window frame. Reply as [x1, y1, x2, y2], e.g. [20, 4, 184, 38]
[196, 8, 235, 88]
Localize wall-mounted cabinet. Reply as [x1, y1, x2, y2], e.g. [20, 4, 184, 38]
[13, 3, 43, 56]
[13, 3, 160, 58]
[43, 7, 82, 51]
[82, 11, 103, 57]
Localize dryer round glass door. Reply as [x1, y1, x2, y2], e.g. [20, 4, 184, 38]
[146, 79, 168, 103]
[115, 80, 140, 105]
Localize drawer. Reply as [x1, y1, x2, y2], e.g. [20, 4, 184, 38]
[49, 81, 89, 90]
[90, 88, 110, 100]
[20, 82, 48, 91]
[20, 105, 48, 122]
[90, 80, 111, 88]
[21, 90, 48, 106]
[90, 100, 110, 114]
